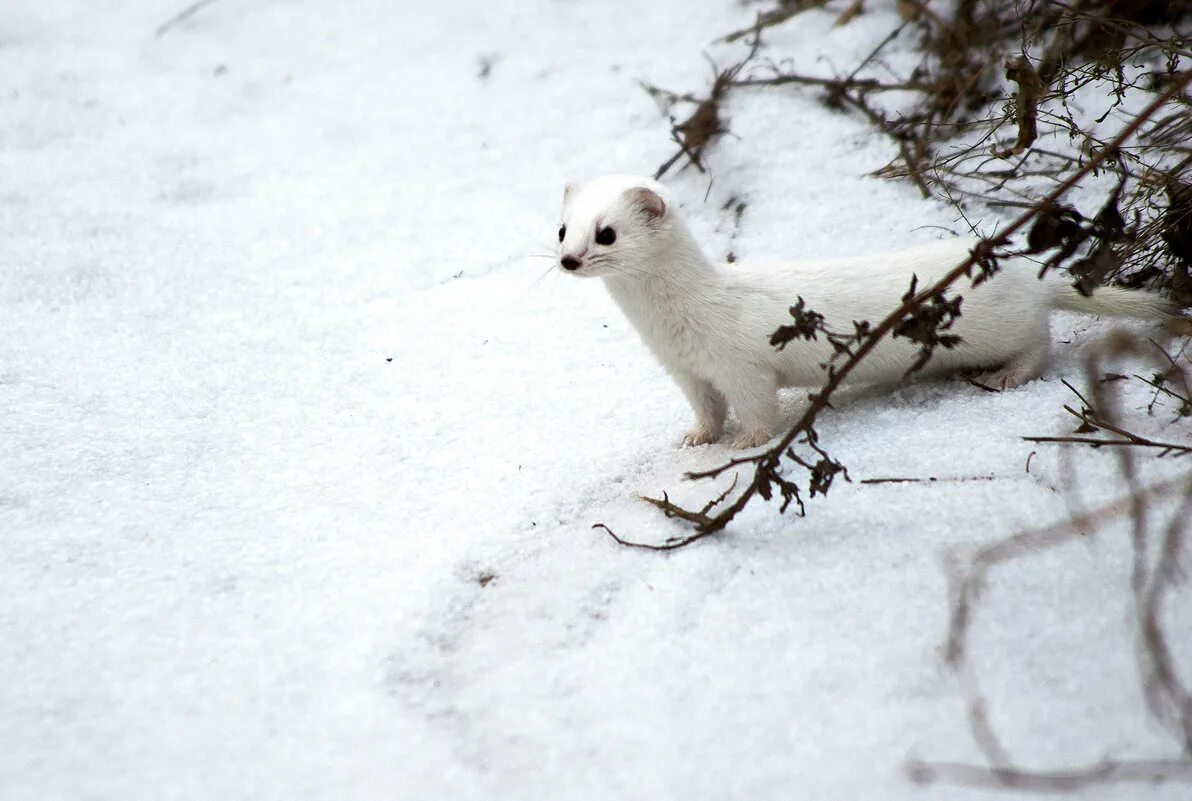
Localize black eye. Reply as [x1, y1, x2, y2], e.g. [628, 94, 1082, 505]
[595, 226, 616, 246]
[558, 225, 566, 242]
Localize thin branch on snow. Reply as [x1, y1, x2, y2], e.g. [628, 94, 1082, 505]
[593, 476, 739, 551]
[1024, 349, 1192, 456]
[1023, 379, 1192, 456]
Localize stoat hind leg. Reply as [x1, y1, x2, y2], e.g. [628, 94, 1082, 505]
[975, 340, 1049, 390]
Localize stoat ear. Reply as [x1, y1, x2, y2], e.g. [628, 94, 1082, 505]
[625, 187, 666, 221]
[563, 182, 579, 204]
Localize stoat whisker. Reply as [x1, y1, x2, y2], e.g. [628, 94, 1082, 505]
[529, 263, 557, 288]
[589, 256, 668, 283]
[607, 264, 667, 283]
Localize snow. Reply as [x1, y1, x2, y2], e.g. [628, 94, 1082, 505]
[2, 1, 1189, 799]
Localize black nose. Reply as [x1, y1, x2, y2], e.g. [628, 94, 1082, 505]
[561, 256, 582, 271]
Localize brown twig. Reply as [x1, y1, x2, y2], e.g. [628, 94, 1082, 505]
[646, 38, 764, 179]
[1022, 435, 1191, 455]
[859, 474, 996, 485]
[731, 74, 930, 92]
[1024, 378, 1192, 456]
[718, 0, 831, 44]
[592, 475, 739, 551]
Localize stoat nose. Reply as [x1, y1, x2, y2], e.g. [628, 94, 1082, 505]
[560, 256, 582, 271]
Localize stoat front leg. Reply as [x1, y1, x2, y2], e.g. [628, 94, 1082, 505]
[726, 373, 778, 450]
[675, 372, 727, 446]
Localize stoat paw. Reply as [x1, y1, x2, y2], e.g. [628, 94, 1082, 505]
[681, 426, 722, 447]
[731, 428, 773, 450]
[976, 364, 1036, 391]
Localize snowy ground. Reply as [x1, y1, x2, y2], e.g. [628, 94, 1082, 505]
[2, 1, 1190, 799]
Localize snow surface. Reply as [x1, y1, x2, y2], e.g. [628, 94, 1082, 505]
[2, 1, 1189, 799]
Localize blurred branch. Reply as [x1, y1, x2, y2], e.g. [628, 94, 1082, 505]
[156, 0, 224, 38]
[912, 341, 1192, 791]
[718, 0, 830, 44]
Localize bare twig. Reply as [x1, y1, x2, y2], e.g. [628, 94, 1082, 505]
[718, 0, 830, 44]
[1022, 435, 1191, 455]
[859, 474, 996, 485]
[1024, 378, 1192, 456]
[645, 38, 764, 179]
[592, 476, 739, 551]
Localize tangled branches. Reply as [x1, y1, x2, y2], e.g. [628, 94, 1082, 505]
[757, 0, 1192, 300]
[641, 1, 1192, 300]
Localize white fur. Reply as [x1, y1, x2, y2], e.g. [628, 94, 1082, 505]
[558, 174, 1175, 448]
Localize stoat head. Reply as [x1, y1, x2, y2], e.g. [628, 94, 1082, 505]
[556, 174, 671, 278]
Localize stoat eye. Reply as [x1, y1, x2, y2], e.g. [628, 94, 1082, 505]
[595, 226, 616, 246]
[557, 225, 566, 242]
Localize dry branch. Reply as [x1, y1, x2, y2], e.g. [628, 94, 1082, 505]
[1024, 379, 1192, 456]
[718, 0, 831, 44]
[644, 39, 763, 179]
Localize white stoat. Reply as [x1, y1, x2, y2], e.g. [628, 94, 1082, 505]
[556, 174, 1177, 449]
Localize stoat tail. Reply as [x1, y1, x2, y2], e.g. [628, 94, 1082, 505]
[1052, 282, 1180, 321]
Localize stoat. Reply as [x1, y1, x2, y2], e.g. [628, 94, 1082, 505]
[556, 174, 1176, 449]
